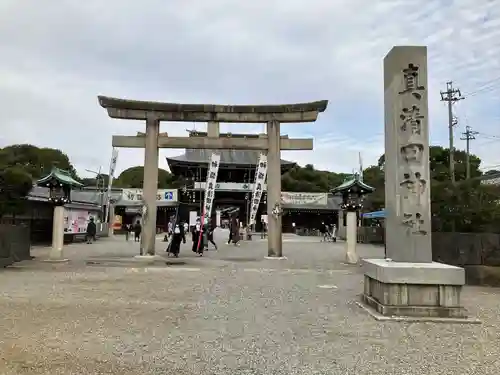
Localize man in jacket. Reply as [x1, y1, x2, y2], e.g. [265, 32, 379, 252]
[86, 217, 97, 244]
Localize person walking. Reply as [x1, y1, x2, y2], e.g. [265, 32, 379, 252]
[320, 222, 327, 242]
[192, 218, 204, 256]
[260, 221, 267, 239]
[168, 220, 185, 257]
[124, 223, 131, 241]
[227, 217, 233, 244]
[86, 217, 97, 244]
[231, 216, 240, 246]
[207, 224, 218, 250]
[133, 220, 142, 242]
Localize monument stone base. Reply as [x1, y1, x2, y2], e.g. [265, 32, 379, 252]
[360, 258, 475, 321]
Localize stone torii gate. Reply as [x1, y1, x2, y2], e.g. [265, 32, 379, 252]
[98, 96, 328, 258]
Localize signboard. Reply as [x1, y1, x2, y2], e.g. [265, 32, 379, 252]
[189, 211, 198, 226]
[280, 192, 328, 206]
[112, 215, 123, 230]
[248, 154, 268, 225]
[194, 182, 267, 192]
[202, 153, 221, 223]
[64, 208, 92, 233]
[121, 189, 178, 202]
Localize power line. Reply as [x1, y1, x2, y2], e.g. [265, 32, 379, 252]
[464, 74, 500, 96]
[460, 126, 479, 179]
[440, 81, 464, 184]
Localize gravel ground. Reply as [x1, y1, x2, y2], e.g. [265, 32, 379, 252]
[0, 232, 498, 374]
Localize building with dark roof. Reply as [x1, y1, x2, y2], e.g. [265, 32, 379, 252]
[165, 131, 338, 232]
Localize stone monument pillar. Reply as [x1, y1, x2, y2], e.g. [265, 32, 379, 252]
[345, 211, 359, 264]
[361, 46, 469, 320]
[140, 116, 160, 256]
[50, 206, 66, 261]
[266, 120, 283, 258]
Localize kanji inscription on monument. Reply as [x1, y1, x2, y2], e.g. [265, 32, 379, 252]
[384, 46, 432, 263]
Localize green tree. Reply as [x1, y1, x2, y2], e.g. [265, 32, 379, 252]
[368, 146, 500, 232]
[81, 174, 110, 188]
[377, 146, 482, 182]
[0, 166, 34, 217]
[431, 179, 500, 232]
[281, 164, 348, 192]
[362, 165, 385, 211]
[115, 166, 182, 188]
[0, 144, 79, 181]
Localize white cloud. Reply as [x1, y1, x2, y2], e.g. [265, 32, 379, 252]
[0, 0, 499, 177]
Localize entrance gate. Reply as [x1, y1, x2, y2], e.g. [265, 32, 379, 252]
[98, 96, 328, 257]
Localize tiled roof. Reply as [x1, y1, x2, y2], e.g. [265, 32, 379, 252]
[166, 131, 295, 166]
[36, 167, 83, 187]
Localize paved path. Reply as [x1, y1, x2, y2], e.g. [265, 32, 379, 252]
[0, 234, 499, 374]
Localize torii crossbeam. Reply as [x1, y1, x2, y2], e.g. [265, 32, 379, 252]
[98, 96, 328, 258]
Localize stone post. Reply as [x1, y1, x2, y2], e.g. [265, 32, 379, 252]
[266, 120, 283, 258]
[384, 46, 432, 263]
[140, 116, 160, 256]
[361, 46, 469, 321]
[108, 204, 115, 237]
[49, 206, 66, 261]
[345, 211, 359, 264]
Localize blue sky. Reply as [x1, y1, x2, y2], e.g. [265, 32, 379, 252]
[1, 0, 500, 177]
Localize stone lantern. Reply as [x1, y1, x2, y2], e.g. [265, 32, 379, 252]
[37, 167, 83, 261]
[331, 173, 374, 264]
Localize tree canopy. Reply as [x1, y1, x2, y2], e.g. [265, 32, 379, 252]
[114, 166, 184, 189]
[1, 142, 499, 233]
[0, 166, 34, 217]
[365, 146, 500, 233]
[281, 164, 350, 192]
[0, 144, 79, 181]
[0, 144, 80, 217]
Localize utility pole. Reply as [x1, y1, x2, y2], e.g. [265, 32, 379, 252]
[460, 125, 479, 180]
[440, 81, 464, 184]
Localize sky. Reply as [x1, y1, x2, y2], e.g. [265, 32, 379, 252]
[1, 0, 500, 179]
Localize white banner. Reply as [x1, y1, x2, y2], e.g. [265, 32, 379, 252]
[202, 153, 221, 223]
[121, 188, 178, 202]
[280, 192, 328, 206]
[104, 148, 119, 222]
[216, 210, 221, 227]
[248, 154, 268, 225]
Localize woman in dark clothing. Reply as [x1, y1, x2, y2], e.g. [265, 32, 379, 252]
[191, 219, 204, 256]
[207, 224, 218, 250]
[231, 217, 240, 246]
[227, 222, 233, 245]
[86, 217, 97, 244]
[133, 220, 142, 242]
[168, 222, 184, 257]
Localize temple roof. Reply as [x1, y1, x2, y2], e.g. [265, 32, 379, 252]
[330, 173, 375, 194]
[98, 96, 328, 114]
[167, 149, 295, 166]
[36, 167, 83, 188]
[166, 131, 295, 167]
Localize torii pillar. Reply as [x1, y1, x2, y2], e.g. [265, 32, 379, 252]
[98, 96, 328, 257]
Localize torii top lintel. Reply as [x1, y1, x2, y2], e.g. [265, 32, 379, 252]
[98, 96, 328, 123]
